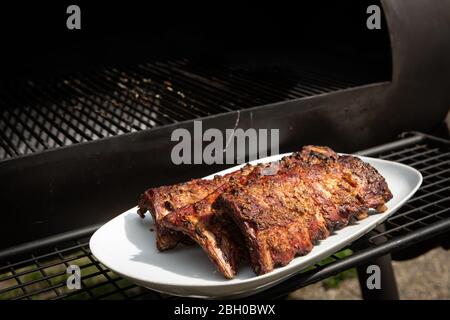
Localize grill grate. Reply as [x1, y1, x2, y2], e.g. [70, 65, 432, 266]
[0, 238, 165, 300]
[0, 58, 372, 161]
[0, 132, 448, 300]
[365, 140, 450, 244]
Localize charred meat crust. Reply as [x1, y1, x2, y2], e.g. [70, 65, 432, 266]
[138, 178, 225, 251]
[161, 163, 270, 278]
[162, 185, 243, 279]
[137, 164, 258, 251]
[217, 146, 392, 275]
[159, 152, 327, 276]
[138, 145, 392, 278]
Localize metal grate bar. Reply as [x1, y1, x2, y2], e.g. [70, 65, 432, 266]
[0, 259, 95, 296]
[125, 64, 233, 114]
[30, 82, 109, 140]
[362, 137, 450, 244]
[166, 60, 297, 101]
[59, 79, 133, 135]
[0, 251, 89, 283]
[65, 78, 144, 132]
[171, 59, 350, 97]
[118, 66, 215, 117]
[139, 63, 243, 111]
[103, 68, 202, 121]
[96, 69, 183, 124]
[379, 144, 428, 160]
[8, 264, 32, 300]
[75, 80, 153, 131]
[0, 137, 18, 158]
[398, 148, 442, 163]
[83, 71, 170, 127]
[422, 167, 450, 180]
[78, 244, 128, 300]
[0, 242, 88, 272]
[408, 186, 450, 202]
[151, 61, 265, 106]
[55, 249, 96, 300]
[0, 106, 37, 155]
[179, 60, 312, 99]
[162, 60, 293, 107]
[11, 85, 87, 145]
[3, 108, 52, 150]
[371, 208, 449, 240]
[25, 83, 107, 141]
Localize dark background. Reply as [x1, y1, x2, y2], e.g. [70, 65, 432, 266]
[0, 1, 390, 82]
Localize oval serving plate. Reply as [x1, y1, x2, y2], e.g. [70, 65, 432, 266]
[90, 153, 422, 298]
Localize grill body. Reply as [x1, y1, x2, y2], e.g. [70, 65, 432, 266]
[1, 0, 450, 249]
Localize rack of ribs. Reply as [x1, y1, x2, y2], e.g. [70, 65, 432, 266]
[138, 145, 392, 278]
[137, 164, 256, 251]
[217, 146, 392, 275]
[161, 162, 283, 278]
[161, 151, 328, 278]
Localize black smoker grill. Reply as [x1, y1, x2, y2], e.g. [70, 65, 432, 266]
[0, 0, 449, 299]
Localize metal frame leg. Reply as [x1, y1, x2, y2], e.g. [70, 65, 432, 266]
[357, 254, 400, 300]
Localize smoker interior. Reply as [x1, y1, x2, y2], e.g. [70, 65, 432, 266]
[0, 1, 391, 160]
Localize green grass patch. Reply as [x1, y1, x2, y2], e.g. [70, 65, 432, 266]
[322, 268, 357, 289]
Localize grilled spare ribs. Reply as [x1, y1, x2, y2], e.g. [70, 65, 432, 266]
[162, 164, 260, 278]
[161, 159, 301, 278]
[138, 145, 392, 278]
[138, 178, 220, 250]
[218, 146, 392, 275]
[137, 165, 256, 251]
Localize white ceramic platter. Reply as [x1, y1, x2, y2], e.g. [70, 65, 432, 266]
[90, 153, 422, 298]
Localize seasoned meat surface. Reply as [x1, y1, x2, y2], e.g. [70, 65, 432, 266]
[161, 154, 317, 277]
[138, 145, 392, 278]
[138, 178, 220, 251]
[137, 166, 256, 251]
[162, 164, 258, 278]
[217, 146, 392, 275]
